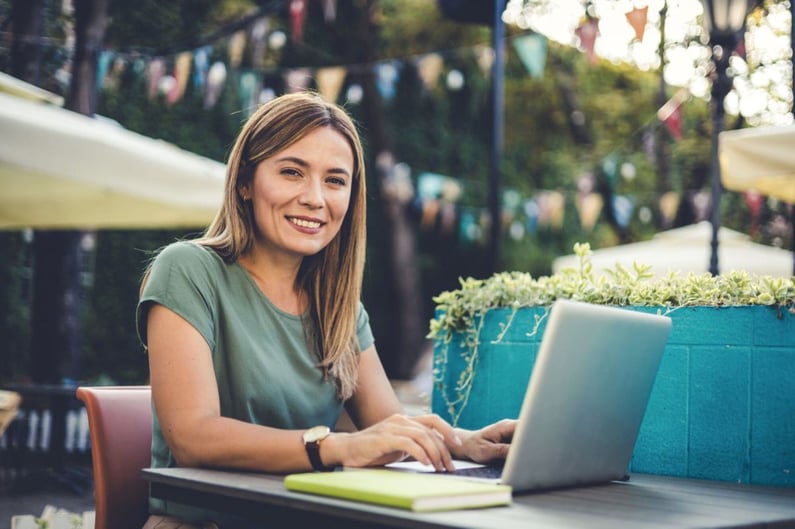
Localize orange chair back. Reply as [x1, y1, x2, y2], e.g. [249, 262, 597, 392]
[76, 386, 152, 529]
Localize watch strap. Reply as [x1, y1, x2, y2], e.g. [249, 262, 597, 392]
[304, 433, 335, 471]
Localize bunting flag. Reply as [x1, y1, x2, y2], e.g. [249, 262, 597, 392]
[657, 87, 688, 141]
[416, 53, 444, 90]
[575, 192, 604, 231]
[512, 33, 547, 80]
[320, 0, 337, 23]
[375, 61, 400, 100]
[316, 66, 347, 103]
[97, 50, 113, 89]
[612, 194, 635, 228]
[249, 17, 270, 69]
[227, 30, 247, 69]
[625, 6, 648, 42]
[658, 190, 680, 227]
[238, 70, 262, 116]
[167, 51, 193, 105]
[290, 0, 307, 42]
[575, 17, 599, 65]
[743, 190, 763, 235]
[204, 61, 227, 109]
[147, 57, 166, 100]
[691, 190, 711, 221]
[662, 104, 683, 140]
[192, 46, 212, 90]
[284, 68, 312, 93]
[476, 46, 495, 78]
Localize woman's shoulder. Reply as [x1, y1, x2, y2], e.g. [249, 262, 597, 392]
[151, 240, 224, 270]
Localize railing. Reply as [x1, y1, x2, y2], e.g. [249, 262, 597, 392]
[0, 384, 92, 494]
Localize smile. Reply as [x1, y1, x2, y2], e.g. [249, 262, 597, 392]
[288, 216, 323, 229]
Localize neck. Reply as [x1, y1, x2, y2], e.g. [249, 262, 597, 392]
[238, 251, 306, 315]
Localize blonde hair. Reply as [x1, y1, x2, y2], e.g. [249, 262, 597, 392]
[146, 92, 367, 400]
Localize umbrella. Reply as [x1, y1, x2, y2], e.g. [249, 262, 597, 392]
[553, 221, 793, 278]
[0, 88, 225, 230]
[719, 124, 795, 203]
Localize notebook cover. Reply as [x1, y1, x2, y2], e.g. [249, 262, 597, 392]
[284, 469, 512, 512]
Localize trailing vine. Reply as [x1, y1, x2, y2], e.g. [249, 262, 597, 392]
[428, 243, 795, 426]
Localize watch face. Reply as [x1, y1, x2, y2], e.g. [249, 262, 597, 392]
[303, 425, 330, 443]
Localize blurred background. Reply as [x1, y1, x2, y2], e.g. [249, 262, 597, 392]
[0, 0, 793, 391]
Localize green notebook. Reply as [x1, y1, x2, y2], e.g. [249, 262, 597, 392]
[284, 468, 512, 512]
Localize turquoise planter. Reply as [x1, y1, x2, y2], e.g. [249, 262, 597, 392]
[431, 305, 795, 487]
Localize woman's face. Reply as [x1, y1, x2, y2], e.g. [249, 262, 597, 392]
[242, 126, 354, 260]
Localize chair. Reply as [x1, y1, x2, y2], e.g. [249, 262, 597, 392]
[76, 386, 152, 529]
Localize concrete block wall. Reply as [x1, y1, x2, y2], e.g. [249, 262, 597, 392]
[432, 305, 795, 487]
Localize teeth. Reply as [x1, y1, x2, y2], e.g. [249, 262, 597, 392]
[290, 217, 321, 229]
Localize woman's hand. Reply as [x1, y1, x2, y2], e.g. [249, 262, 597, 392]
[453, 419, 517, 463]
[323, 413, 462, 472]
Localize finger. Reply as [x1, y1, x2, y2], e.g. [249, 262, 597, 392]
[392, 419, 455, 472]
[413, 414, 462, 448]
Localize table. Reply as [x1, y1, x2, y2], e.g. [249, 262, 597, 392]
[143, 467, 795, 528]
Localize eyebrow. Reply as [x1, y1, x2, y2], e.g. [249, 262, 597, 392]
[276, 156, 351, 177]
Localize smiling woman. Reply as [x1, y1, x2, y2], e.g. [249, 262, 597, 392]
[135, 91, 517, 529]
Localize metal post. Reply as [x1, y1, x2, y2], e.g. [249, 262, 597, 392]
[708, 43, 733, 276]
[488, 0, 505, 276]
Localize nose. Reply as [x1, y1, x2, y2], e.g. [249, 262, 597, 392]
[299, 177, 324, 208]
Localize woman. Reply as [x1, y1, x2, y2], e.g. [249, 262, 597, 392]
[137, 92, 515, 528]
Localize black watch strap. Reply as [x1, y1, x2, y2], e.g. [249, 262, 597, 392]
[304, 439, 335, 471]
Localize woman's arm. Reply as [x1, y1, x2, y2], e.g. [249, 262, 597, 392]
[148, 305, 461, 472]
[147, 303, 313, 472]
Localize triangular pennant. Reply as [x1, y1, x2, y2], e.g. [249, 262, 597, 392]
[416, 54, 444, 90]
[96, 50, 113, 89]
[284, 68, 312, 93]
[147, 57, 166, 100]
[238, 70, 262, 117]
[316, 66, 347, 103]
[204, 61, 227, 109]
[249, 17, 270, 69]
[512, 33, 547, 79]
[612, 194, 635, 228]
[320, 0, 337, 23]
[575, 17, 599, 65]
[575, 192, 604, 232]
[192, 46, 212, 90]
[290, 0, 307, 42]
[227, 30, 247, 69]
[658, 191, 680, 227]
[167, 51, 193, 105]
[476, 46, 495, 78]
[625, 6, 648, 41]
[375, 61, 400, 100]
[663, 105, 683, 140]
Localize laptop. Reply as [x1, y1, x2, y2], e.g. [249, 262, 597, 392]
[387, 298, 672, 492]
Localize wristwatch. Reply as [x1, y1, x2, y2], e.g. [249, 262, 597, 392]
[302, 425, 335, 471]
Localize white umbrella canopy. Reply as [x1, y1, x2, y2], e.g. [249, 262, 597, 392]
[553, 221, 794, 278]
[0, 89, 226, 230]
[719, 125, 795, 204]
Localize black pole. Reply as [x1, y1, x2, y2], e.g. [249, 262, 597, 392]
[791, 0, 795, 276]
[488, 0, 505, 275]
[708, 45, 730, 276]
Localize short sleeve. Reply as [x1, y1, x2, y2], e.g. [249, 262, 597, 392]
[356, 302, 375, 352]
[136, 241, 219, 351]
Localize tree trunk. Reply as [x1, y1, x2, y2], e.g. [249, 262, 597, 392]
[351, 2, 426, 380]
[27, 0, 109, 384]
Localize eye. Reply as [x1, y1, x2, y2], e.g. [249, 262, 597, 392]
[326, 176, 347, 186]
[281, 167, 302, 177]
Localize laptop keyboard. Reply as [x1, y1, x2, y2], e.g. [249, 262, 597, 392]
[452, 462, 504, 479]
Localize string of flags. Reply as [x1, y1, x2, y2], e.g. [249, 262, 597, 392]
[82, 2, 702, 243]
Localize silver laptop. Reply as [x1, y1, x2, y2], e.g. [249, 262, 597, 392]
[388, 298, 672, 492]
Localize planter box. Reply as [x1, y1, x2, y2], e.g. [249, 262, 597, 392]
[431, 305, 795, 487]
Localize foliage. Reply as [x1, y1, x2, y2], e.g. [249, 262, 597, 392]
[430, 242, 795, 339]
[428, 241, 795, 425]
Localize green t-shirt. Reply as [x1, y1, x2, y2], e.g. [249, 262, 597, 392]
[136, 241, 375, 523]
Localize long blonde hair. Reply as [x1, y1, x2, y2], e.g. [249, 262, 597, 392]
[148, 92, 367, 400]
